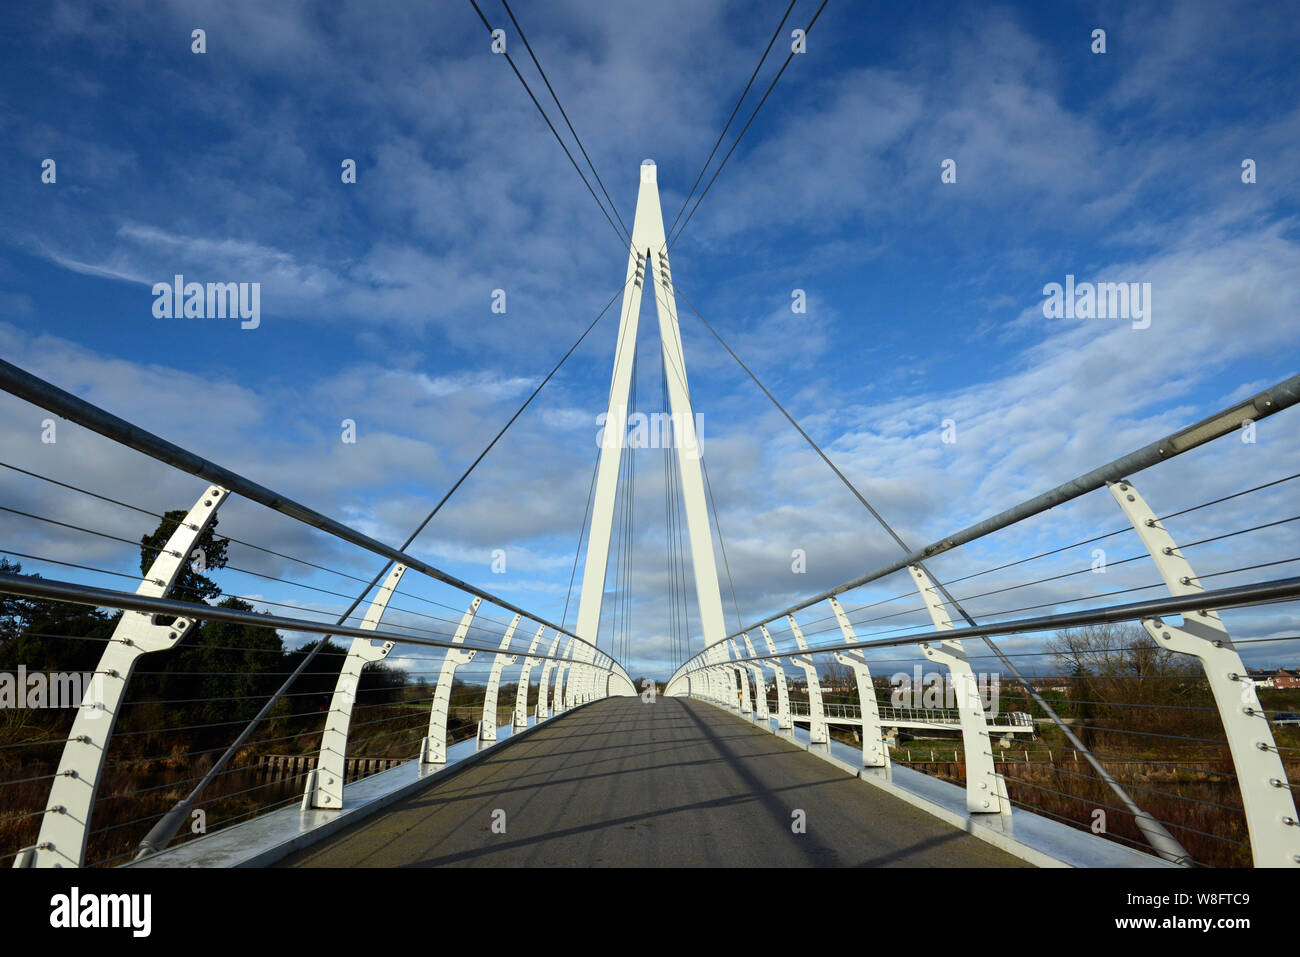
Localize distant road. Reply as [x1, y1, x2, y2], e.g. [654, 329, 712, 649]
[280, 696, 1027, 867]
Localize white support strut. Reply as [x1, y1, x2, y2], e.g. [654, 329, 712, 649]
[420, 598, 481, 765]
[729, 639, 753, 715]
[16, 484, 228, 868]
[536, 633, 563, 720]
[554, 639, 574, 713]
[1110, 479, 1299, 867]
[786, 616, 829, 746]
[514, 625, 547, 729]
[741, 634, 769, 722]
[304, 562, 406, 811]
[479, 614, 521, 744]
[909, 565, 1004, 814]
[759, 624, 793, 731]
[829, 597, 890, 772]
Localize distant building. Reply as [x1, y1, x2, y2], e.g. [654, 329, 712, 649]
[1249, 668, 1300, 690]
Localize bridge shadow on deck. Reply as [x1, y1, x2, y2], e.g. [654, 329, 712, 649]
[278, 696, 1027, 868]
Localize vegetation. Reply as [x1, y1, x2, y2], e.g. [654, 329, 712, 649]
[0, 511, 484, 866]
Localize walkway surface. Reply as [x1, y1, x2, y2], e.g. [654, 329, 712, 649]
[279, 696, 1028, 867]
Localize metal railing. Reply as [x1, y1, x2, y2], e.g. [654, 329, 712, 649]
[666, 375, 1300, 869]
[0, 359, 636, 868]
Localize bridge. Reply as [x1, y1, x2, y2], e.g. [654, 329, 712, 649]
[2, 3, 1300, 875]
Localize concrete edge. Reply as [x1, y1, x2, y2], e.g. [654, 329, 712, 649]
[126, 699, 606, 868]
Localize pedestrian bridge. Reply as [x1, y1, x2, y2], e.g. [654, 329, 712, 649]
[274, 697, 1030, 868]
[2, 163, 1299, 869]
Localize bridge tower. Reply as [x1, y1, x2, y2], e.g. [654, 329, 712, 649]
[573, 160, 728, 684]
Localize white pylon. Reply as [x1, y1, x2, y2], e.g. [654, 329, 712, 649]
[574, 160, 727, 672]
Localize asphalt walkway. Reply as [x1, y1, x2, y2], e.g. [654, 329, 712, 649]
[279, 695, 1027, 867]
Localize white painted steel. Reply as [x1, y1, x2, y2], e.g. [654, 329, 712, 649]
[759, 625, 793, 731]
[786, 616, 829, 746]
[536, 633, 562, 719]
[515, 625, 547, 729]
[479, 614, 521, 744]
[829, 597, 889, 771]
[1110, 479, 1300, 867]
[909, 565, 1004, 814]
[304, 563, 406, 811]
[420, 598, 481, 765]
[579, 161, 727, 687]
[16, 485, 228, 868]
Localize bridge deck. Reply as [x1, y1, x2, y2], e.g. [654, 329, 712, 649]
[279, 696, 1028, 867]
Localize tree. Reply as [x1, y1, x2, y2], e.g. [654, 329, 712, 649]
[138, 508, 229, 604]
[0, 557, 35, 640]
[1045, 623, 1206, 740]
[0, 558, 117, 673]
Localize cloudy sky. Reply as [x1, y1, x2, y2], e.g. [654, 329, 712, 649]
[1, 0, 1298, 682]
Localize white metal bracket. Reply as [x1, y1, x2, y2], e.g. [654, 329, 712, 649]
[420, 597, 481, 765]
[17, 485, 228, 868]
[514, 625, 547, 729]
[729, 639, 753, 715]
[759, 625, 793, 731]
[829, 597, 889, 772]
[740, 633, 769, 721]
[535, 633, 563, 720]
[1110, 479, 1299, 867]
[909, 564, 1003, 814]
[304, 562, 405, 810]
[479, 614, 521, 744]
[786, 616, 829, 746]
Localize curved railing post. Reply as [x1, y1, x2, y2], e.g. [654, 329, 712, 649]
[729, 640, 753, 716]
[304, 563, 406, 810]
[740, 634, 769, 722]
[514, 625, 547, 729]
[759, 625, 792, 731]
[828, 598, 890, 774]
[554, 639, 575, 713]
[420, 598, 481, 765]
[479, 614, 521, 745]
[786, 616, 828, 747]
[1111, 479, 1300, 867]
[15, 485, 228, 868]
[536, 634, 563, 719]
[909, 565, 1003, 814]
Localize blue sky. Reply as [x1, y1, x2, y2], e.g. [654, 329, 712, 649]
[1, 0, 1298, 680]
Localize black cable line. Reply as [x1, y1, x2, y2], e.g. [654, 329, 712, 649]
[669, 0, 832, 249]
[499, 0, 630, 240]
[467, 0, 631, 250]
[664, 0, 799, 241]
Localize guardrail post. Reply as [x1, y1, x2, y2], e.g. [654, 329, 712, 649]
[554, 640, 574, 712]
[786, 616, 829, 747]
[14, 485, 228, 868]
[536, 633, 562, 719]
[729, 640, 753, 715]
[479, 614, 521, 745]
[759, 625, 793, 731]
[515, 625, 547, 729]
[908, 565, 1004, 815]
[828, 598, 890, 775]
[419, 598, 481, 765]
[740, 634, 769, 722]
[303, 563, 405, 810]
[722, 655, 741, 711]
[1110, 479, 1300, 867]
